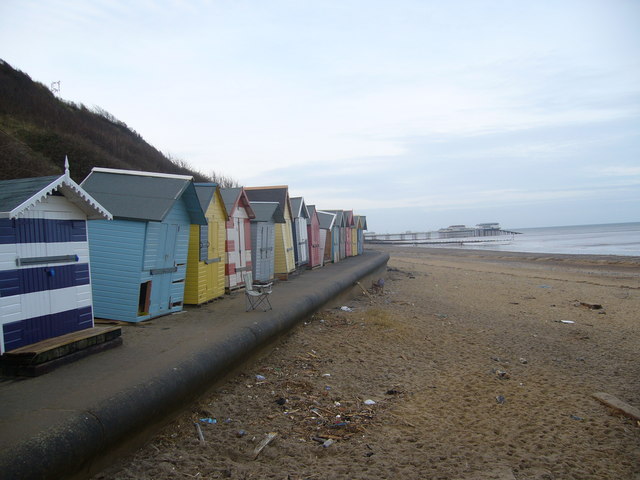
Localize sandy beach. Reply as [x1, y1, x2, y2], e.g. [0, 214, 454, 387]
[93, 246, 640, 480]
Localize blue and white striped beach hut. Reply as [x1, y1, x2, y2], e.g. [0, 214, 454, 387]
[0, 165, 111, 354]
[81, 168, 206, 322]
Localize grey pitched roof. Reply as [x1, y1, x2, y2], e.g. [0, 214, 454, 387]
[0, 175, 60, 213]
[325, 210, 344, 227]
[0, 174, 111, 220]
[245, 186, 290, 216]
[316, 210, 336, 230]
[220, 187, 242, 215]
[194, 183, 216, 213]
[220, 187, 255, 219]
[194, 183, 228, 219]
[290, 196, 309, 219]
[250, 201, 285, 223]
[81, 168, 205, 224]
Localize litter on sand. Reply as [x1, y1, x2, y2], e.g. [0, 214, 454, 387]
[340, 306, 353, 312]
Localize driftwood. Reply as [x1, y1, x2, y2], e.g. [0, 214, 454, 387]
[355, 281, 375, 302]
[253, 432, 277, 459]
[592, 392, 640, 421]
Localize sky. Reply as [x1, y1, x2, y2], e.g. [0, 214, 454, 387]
[1, 0, 638, 232]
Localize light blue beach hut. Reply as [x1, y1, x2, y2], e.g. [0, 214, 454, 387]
[326, 210, 346, 261]
[249, 201, 284, 283]
[81, 168, 206, 322]
[0, 165, 111, 353]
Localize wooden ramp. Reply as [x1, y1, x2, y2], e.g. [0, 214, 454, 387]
[1, 326, 122, 377]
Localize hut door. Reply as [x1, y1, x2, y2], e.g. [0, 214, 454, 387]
[257, 223, 270, 282]
[151, 223, 178, 314]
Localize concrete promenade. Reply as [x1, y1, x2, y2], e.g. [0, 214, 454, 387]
[0, 250, 389, 480]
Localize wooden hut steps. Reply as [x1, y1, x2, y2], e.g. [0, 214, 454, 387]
[0, 326, 122, 377]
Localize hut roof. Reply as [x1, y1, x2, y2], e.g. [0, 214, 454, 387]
[250, 201, 285, 223]
[194, 183, 228, 218]
[325, 210, 344, 226]
[220, 187, 255, 219]
[81, 168, 205, 224]
[0, 173, 111, 220]
[290, 197, 309, 219]
[245, 186, 291, 217]
[316, 210, 337, 230]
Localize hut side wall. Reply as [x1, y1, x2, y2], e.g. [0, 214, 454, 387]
[88, 219, 146, 322]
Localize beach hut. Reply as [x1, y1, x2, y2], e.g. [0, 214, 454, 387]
[353, 215, 361, 256]
[289, 197, 310, 268]
[357, 215, 368, 255]
[316, 210, 337, 265]
[220, 187, 255, 291]
[344, 210, 355, 257]
[249, 201, 283, 283]
[326, 210, 345, 261]
[81, 168, 206, 322]
[0, 165, 112, 354]
[305, 205, 322, 269]
[183, 183, 228, 305]
[245, 186, 296, 280]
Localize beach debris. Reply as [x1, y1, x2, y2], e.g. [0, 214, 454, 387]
[519, 358, 528, 364]
[194, 422, 206, 445]
[363, 399, 376, 405]
[386, 389, 401, 395]
[570, 415, 584, 421]
[255, 374, 266, 382]
[495, 370, 511, 380]
[340, 306, 353, 312]
[371, 278, 385, 294]
[496, 395, 506, 404]
[322, 438, 335, 448]
[236, 429, 247, 437]
[253, 432, 278, 459]
[199, 417, 217, 424]
[560, 320, 575, 324]
[592, 392, 640, 422]
[355, 281, 376, 301]
[538, 285, 552, 289]
[275, 397, 286, 406]
[575, 301, 603, 310]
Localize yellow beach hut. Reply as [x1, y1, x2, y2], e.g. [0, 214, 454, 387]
[184, 183, 228, 305]
[245, 186, 296, 280]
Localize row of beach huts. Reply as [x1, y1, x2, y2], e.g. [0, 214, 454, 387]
[0, 163, 368, 355]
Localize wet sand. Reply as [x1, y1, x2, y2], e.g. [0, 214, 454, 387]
[93, 246, 640, 480]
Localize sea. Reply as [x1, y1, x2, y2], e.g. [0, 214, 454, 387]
[422, 222, 640, 257]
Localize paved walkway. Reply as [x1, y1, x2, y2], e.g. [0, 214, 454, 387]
[0, 250, 388, 480]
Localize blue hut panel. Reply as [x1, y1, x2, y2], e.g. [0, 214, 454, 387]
[0, 170, 111, 354]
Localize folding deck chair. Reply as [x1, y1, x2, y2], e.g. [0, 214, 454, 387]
[244, 271, 273, 311]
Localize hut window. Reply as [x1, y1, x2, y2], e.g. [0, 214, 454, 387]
[138, 281, 151, 315]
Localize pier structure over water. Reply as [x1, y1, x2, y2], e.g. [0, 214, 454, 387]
[365, 224, 520, 245]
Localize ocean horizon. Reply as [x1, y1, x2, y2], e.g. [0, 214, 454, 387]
[418, 221, 640, 257]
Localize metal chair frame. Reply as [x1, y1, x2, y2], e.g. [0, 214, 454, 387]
[244, 271, 273, 312]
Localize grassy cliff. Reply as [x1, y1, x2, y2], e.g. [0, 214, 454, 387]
[0, 59, 233, 185]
